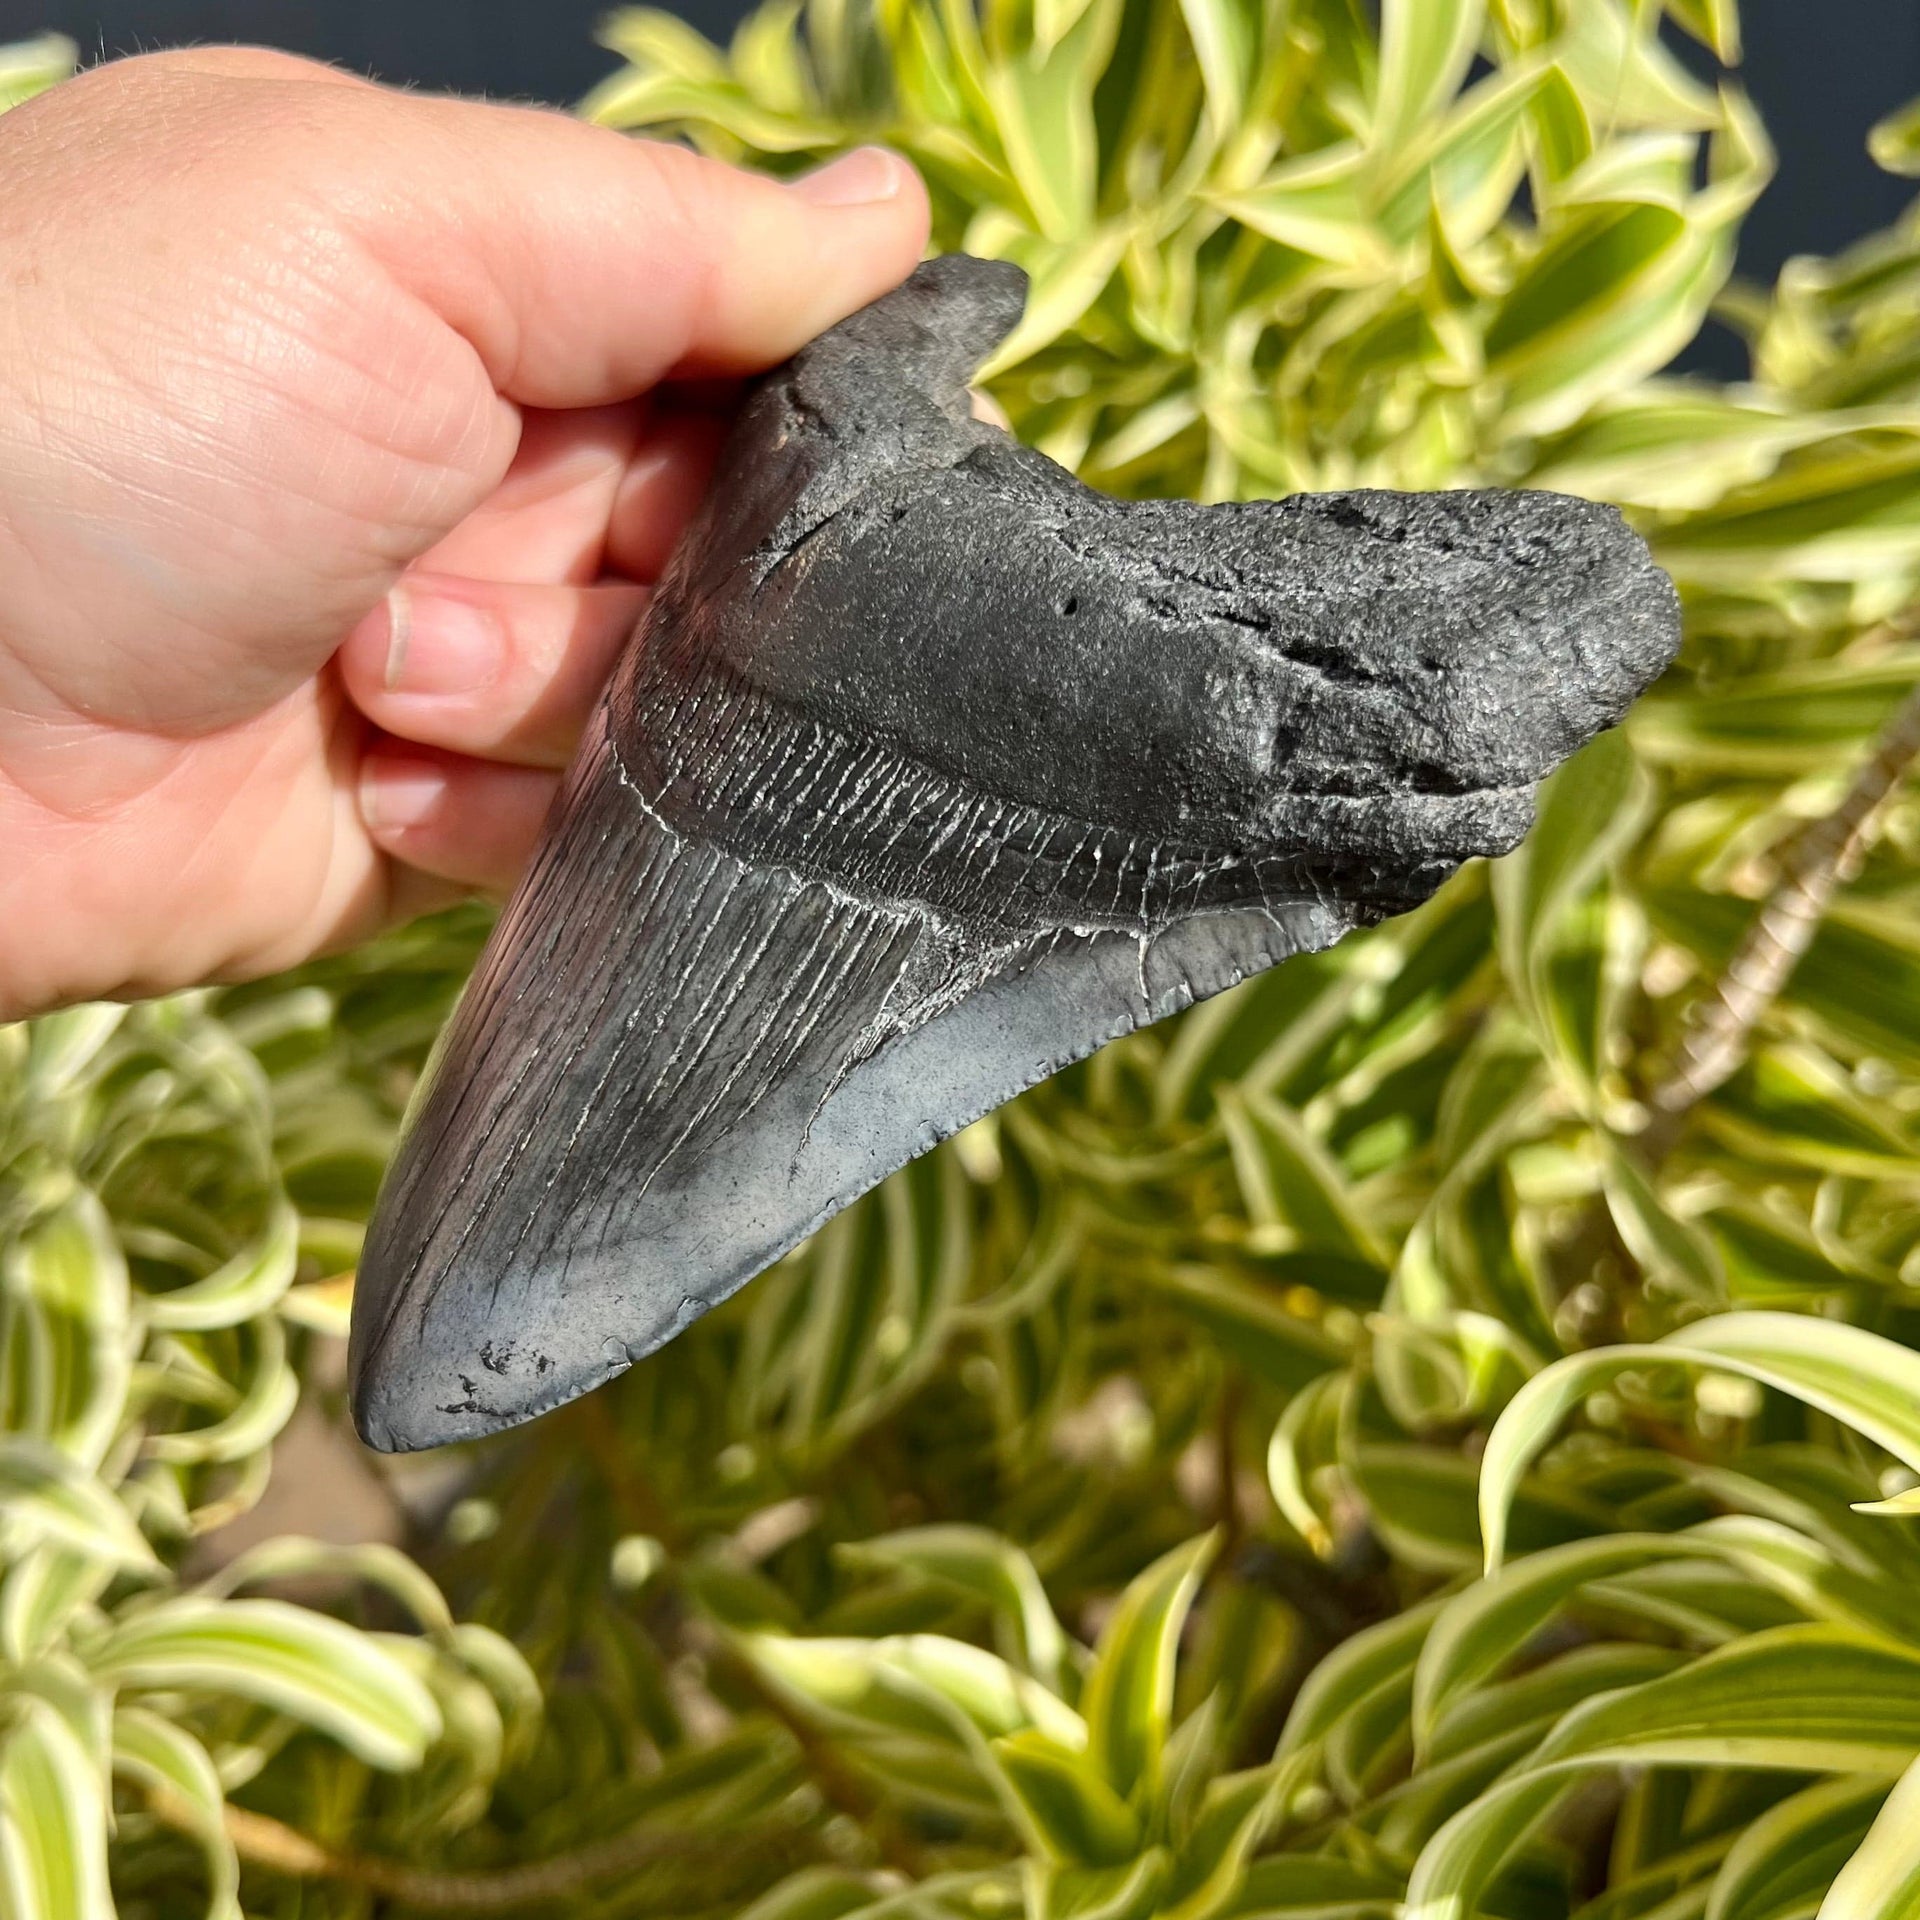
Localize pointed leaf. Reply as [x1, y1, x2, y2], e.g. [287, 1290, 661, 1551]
[1707, 1775, 1888, 1920]
[1219, 1089, 1389, 1268]
[0, 1438, 156, 1573]
[838, 1525, 1067, 1691]
[1413, 1533, 1713, 1749]
[1481, 1314, 1920, 1568]
[96, 1597, 442, 1769]
[1408, 1628, 1920, 1920]
[0, 1696, 110, 1920]
[1820, 1751, 1920, 1918]
[1081, 1534, 1217, 1800]
[1870, 96, 1920, 179]
[993, 1729, 1141, 1864]
[111, 1709, 242, 1920]
[1373, 0, 1483, 155]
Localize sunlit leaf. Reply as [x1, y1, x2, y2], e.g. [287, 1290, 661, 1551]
[748, 1629, 1087, 1749]
[1081, 1534, 1217, 1801]
[0, 31, 73, 111]
[1707, 1775, 1888, 1920]
[1408, 1628, 1920, 1920]
[1870, 96, 1920, 180]
[1412, 1533, 1714, 1750]
[110, 1709, 242, 1920]
[839, 1525, 1069, 1691]
[994, 1729, 1141, 1863]
[1, 1192, 131, 1472]
[1819, 1751, 1920, 1918]
[0, 1694, 110, 1920]
[1210, 146, 1391, 271]
[95, 1598, 443, 1769]
[1481, 1314, 1920, 1568]
[0, 1438, 156, 1573]
[1373, 0, 1484, 157]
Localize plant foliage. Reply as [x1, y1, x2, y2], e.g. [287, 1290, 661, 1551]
[9, 2, 1920, 1914]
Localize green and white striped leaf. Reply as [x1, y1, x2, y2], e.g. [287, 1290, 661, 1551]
[110, 1709, 241, 1920]
[143, 1198, 298, 1332]
[1706, 1775, 1888, 1920]
[1081, 1533, 1217, 1802]
[1408, 1628, 1920, 1920]
[0, 1694, 110, 1920]
[1481, 1314, 1920, 1568]
[0, 32, 74, 112]
[1412, 1533, 1715, 1749]
[992, 1728, 1141, 1863]
[1820, 1751, 1920, 1919]
[838, 1525, 1068, 1692]
[1372, 0, 1483, 156]
[95, 1597, 443, 1769]
[747, 1629, 1086, 1749]
[1, 1192, 131, 1472]
[0, 1438, 155, 1573]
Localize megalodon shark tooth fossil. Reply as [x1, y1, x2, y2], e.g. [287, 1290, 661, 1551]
[348, 252, 1680, 1452]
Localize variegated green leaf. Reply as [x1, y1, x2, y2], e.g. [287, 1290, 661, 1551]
[1820, 1751, 1920, 1918]
[1706, 1775, 1888, 1920]
[143, 1198, 298, 1332]
[1412, 1533, 1714, 1750]
[0, 1438, 155, 1573]
[1080, 1534, 1217, 1802]
[0, 32, 73, 112]
[1, 1191, 131, 1472]
[95, 1597, 443, 1769]
[839, 1526, 1068, 1692]
[1372, 0, 1483, 156]
[993, 1728, 1140, 1863]
[1481, 1314, 1920, 1568]
[1408, 1628, 1920, 1920]
[110, 1708, 241, 1920]
[0, 1694, 110, 1920]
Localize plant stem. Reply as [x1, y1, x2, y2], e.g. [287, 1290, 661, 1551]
[146, 1784, 816, 1913]
[1642, 672, 1920, 1156]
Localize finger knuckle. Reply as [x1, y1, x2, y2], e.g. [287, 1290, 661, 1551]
[625, 139, 733, 339]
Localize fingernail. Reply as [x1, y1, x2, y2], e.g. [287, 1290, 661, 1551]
[788, 147, 903, 208]
[382, 581, 503, 697]
[361, 758, 447, 835]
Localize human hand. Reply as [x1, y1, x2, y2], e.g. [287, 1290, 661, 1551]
[0, 48, 928, 1019]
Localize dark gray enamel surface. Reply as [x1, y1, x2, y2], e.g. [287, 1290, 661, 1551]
[347, 253, 1681, 1452]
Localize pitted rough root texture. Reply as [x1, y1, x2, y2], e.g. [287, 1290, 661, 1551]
[348, 252, 1681, 1452]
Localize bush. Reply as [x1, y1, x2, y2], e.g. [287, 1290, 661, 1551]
[9, 3, 1920, 1914]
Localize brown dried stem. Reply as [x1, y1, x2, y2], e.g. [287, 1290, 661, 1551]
[1641, 663, 1920, 1159]
[147, 1785, 817, 1913]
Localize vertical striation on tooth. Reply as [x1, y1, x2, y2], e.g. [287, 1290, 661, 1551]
[348, 252, 1682, 1453]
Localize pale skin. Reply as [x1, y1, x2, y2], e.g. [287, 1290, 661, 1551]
[0, 47, 931, 1020]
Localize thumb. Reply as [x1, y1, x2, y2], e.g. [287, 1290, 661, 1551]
[0, 51, 931, 738]
[355, 94, 931, 407]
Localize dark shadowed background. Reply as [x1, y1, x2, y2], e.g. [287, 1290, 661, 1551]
[1, 0, 1917, 375]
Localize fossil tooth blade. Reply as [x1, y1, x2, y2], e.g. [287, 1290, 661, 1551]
[348, 252, 1680, 1452]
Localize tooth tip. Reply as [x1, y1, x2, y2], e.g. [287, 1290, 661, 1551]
[349, 1221, 642, 1451]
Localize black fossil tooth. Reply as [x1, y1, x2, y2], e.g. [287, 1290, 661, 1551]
[347, 252, 1680, 1452]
